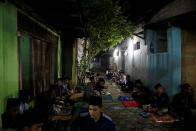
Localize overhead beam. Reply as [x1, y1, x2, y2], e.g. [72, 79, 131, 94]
[133, 33, 144, 39]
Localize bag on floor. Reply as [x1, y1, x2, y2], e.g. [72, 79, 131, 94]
[118, 96, 133, 101]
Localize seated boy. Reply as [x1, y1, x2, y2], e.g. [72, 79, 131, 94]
[71, 96, 116, 131]
[132, 80, 147, 92]
[2, 98, 23, 129]
[35, 85, 57, 118]
[132, 80, 150, 106]
[121, 75, 133, 91]
[19, 90, 32, 114]
[62, 77, 71, 96]
[172, 83, 196, 120]
[95, 78, 107, 94]
[149, 83, 169, 115]
[118, 72, 126, 86]
[22, 110, 44, 131]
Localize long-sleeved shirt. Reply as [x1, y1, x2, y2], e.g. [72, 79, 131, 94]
[172, 93, 196, 110]
[71, 113, 116, 131]
[19, 102, 29, 114]
[151, 93, 169, 109]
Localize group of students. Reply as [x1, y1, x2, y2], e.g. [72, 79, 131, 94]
[106, 69, 133, 92]
[1, 91, 43, 131]
[1, 77, 73, 130]
[107, 69, 196, 121]
[2, 70, 195, 130]
[84, 72, 109, 97]
[1, 75, 116, 131]
[146, 83, 196, 121]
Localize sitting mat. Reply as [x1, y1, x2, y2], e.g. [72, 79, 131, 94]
[112, 84, 117, 87]
[150, 113, 180, 123]
[121, 101, 139, 107]
[102, 95, 113, 101]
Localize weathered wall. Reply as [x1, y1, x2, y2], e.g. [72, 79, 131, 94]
[90, 53, 110, 72]
[114, 47, 124, 71]
[182, 29, 196, 101]
[0, 2, 18, 127]
[113, 26, 147, 84]
[76, 38, 84, 65]
[109, 57, 115, 70]
[146, 27, 181, 100]
[125, 28, 147, 84]
[91, 59, 101, 72]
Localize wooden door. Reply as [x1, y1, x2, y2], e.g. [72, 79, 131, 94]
[32, 39, 57, 95]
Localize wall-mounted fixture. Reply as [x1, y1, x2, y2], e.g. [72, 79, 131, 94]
[124, 50, 128, 56]
[113, 48, 118, 58]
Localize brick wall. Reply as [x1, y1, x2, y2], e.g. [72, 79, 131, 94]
[182, 29, 196, 101]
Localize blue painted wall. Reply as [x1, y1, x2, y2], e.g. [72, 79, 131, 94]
[146, 27, 181, 101]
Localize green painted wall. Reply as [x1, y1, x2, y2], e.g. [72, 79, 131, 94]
[19, 36, 31, 89]
[0, 2, 18, 127]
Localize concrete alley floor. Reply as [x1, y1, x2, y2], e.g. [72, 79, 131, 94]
[103, 81, 193, 131]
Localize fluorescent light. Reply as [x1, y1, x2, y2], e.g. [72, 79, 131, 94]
[113, 48, 118, 58]
[124, 51, 128, 56]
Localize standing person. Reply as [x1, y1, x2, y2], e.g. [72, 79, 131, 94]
[149, 83, 169, 115]
[71, 96, 116, 131]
